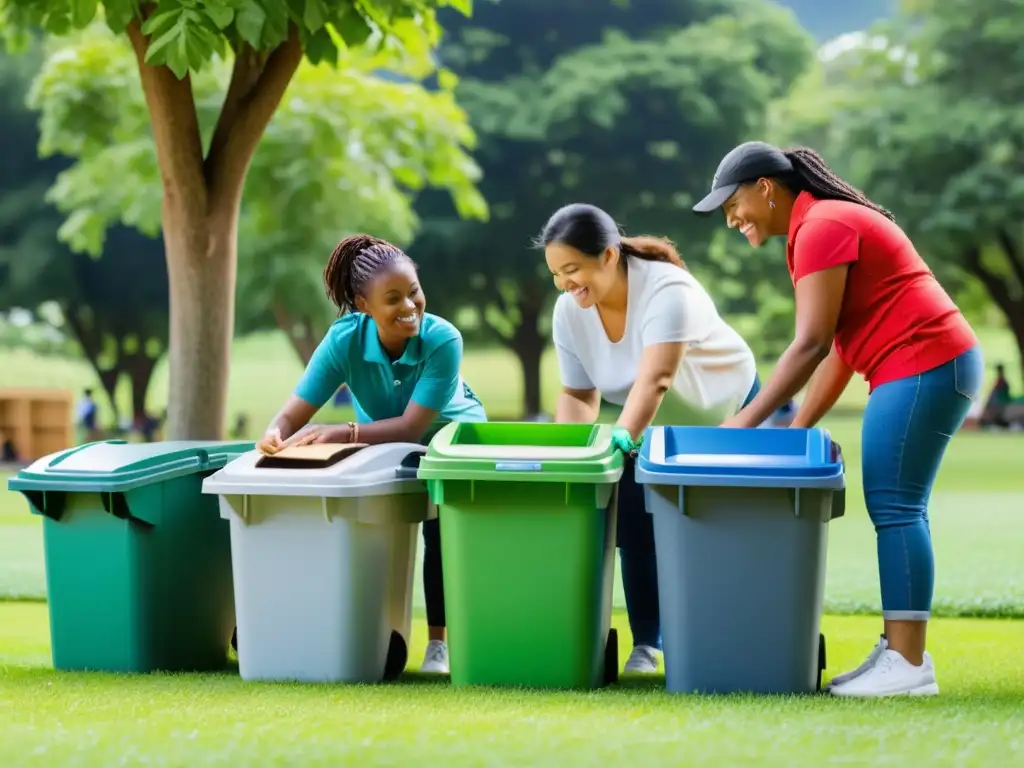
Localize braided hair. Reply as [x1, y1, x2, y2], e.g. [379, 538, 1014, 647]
[323, 235, 412, 314]
[779, 147, 895, 222]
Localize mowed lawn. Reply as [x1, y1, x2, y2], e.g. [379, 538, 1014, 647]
[1, 603, 1022, 766]
[1, 333, 1022, 766]
[1, 328, 1023, 616]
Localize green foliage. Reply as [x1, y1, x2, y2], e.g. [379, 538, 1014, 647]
[0, 0, 471, 77]
[234, 39, 488, 339]
[412, 0, 815, 407]
[778, 0, 1024, 374]
[18, 12, 485, 262]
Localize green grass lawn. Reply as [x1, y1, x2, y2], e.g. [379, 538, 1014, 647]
[1, 326, 1022, 614]
[1, 603, 1022, 766]
[1, 324, 1019, 431]
[3, 414, 1021, 615]
[1, 331, 1021, 765]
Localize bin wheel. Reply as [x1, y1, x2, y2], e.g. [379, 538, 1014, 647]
[603, 628, 619, 686]
[383, 630, 408, 682]
[816, 633, 827, 693]
[231, 627, 238, 653]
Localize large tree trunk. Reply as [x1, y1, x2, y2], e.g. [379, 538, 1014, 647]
[127, 18, 302, 439]
[508, 291, 547, 418]
[124, 350, 159, 422]
[966, 238, 1024, 383]
[161, 206, 238, 439]
[510, 329, 545, 417]
[63, 303, 121, 424]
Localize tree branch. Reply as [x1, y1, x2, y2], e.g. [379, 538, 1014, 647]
[204, 45, 269, 185]
[996, 228, 1024, 291]
[126, 16, 208, 217]
[964, 246, 1016, 314]
[206, 25, 304, 214]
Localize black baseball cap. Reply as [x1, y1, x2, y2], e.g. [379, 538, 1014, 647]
[692, 141, 794, 214]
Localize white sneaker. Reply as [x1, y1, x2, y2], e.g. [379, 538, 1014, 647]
[828, 649, 938, 698]
[623, 645, 660, 673]
[420, 639, 449, 674]
[825, 635, 888, 690]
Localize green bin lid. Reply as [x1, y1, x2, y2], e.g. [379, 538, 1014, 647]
[7, 439, 255, 494]
[417, 422, 624, 484]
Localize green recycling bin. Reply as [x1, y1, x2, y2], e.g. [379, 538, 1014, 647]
[7, 439, 252, 673]
[417, 422, 624, 689]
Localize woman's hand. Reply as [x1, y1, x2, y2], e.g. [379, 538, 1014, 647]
[720, 412, 754, 429]
[279, 423, 350, 449]
[257, 427, 285, 455]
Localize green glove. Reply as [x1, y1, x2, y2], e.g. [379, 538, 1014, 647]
[611, 426, 644, 456]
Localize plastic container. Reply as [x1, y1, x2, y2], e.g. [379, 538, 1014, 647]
[201, 442, 432, 684]
[635, 426, 845, 695]
[7, 439, 253, 673]
[417, 422, 624, 690]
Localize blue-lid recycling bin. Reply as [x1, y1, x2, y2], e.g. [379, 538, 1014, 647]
[635, 426, 845, 695]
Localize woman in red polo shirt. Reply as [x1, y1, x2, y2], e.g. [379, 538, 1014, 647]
[692, 142, 983, 698]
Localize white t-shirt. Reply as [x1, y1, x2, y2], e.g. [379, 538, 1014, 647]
[552, 256, 757, 418]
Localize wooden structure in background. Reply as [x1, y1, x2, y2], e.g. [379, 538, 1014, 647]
[0, 388, 74, 463]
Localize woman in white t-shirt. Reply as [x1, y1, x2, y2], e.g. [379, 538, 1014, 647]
[540, 203, 759, 674]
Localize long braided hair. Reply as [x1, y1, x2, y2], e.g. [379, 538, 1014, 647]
[777, 147, 895, 222]
[322, 234, 412, 314]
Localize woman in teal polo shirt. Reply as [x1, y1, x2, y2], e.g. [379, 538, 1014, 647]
[257, 234, 487, 676]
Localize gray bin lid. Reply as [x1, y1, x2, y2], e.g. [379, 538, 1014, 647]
[201, 442, 428, 499]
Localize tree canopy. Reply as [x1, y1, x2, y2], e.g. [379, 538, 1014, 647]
[0, 0, 484, 439]
[411, 0, 814, 414]
[778, 0, 1024, 379]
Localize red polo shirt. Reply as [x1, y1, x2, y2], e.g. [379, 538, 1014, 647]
[787, 191, 977, 390]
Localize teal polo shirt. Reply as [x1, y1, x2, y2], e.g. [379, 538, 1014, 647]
[294, 312, 487, 443]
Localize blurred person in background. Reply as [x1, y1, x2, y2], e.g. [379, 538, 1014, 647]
[76, 388, 99, 443]
[257, 235, 488, 676]
[693, 141, 983, 698]
[538, 203, 759, 674]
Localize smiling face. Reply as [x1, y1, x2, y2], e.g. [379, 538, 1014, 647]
[545, 242, 619, 308]
[355, 259, 426, 344]
[722, 178, 800, 248]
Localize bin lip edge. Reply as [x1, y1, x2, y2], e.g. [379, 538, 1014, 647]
[415, 468, 625, 484]
[202, 482, 430, 498]
[633, 464, 845, 490]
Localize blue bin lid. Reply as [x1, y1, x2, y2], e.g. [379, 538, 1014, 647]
[635, 426, 844, 489]
[7, 439, 255, 494]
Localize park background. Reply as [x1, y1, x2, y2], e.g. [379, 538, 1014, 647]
[0, 0, 1022, 765]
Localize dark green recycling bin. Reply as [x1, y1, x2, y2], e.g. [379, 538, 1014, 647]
[7, 439, 252, 673]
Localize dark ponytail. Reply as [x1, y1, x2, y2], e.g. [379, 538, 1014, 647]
[538, 203, 687, 270]
[781, 147, 896, 222]
[620, 236, 686, 269]
[323, 234, 412, 314]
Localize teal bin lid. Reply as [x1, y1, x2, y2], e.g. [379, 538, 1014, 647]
[416, 422, 624, 484]
[7, 440, 255, 494]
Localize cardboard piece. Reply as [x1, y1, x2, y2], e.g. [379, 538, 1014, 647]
[256, 442, 368, 469]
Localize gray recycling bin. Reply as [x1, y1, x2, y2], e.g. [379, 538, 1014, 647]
[201, 442, 433, 684]
[635, 425, 845, 695]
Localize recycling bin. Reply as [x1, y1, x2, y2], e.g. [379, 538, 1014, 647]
[417, 422, 624, 690]
[201, 442, 432, 684]
[635, 426, 846, 695]
[7, 439, 254, 673]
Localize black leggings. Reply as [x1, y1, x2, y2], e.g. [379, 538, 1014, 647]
[422, 517, 445, 628]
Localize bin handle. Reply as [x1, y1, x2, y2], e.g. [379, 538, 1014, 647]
[394, 467, 419, 479]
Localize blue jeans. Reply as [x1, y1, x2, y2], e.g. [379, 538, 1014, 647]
[618, 375, 761, 649]
[861, 346, 983, 620]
